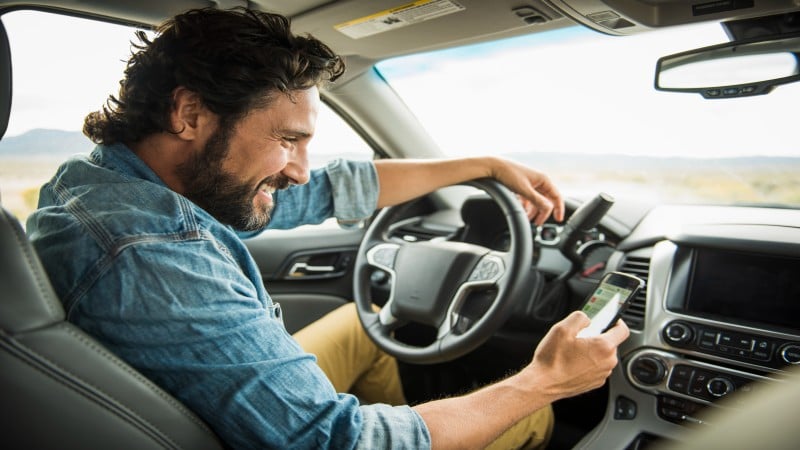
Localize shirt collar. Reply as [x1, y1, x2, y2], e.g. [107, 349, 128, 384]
[89, 142, 169, 188]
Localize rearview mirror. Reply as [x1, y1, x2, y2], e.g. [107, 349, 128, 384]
[655, 34, 800, 99]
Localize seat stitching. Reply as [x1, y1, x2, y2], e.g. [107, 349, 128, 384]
[1, 330, 181, 449]
[61, 323, 219, 436]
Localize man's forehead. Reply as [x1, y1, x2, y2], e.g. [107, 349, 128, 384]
[245, 94, 318, 136]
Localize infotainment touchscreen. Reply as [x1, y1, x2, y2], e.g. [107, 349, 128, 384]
[685, 248, 800, 333]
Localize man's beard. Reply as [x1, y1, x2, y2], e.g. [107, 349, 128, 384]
[176, 124, 289, 231]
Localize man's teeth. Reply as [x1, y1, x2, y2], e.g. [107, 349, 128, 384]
[258, 183, 275, 194]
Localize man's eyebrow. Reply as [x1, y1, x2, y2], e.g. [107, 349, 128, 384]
[277, 128, 313, 138]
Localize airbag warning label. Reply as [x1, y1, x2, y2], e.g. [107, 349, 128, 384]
[335, 0, 465, 39]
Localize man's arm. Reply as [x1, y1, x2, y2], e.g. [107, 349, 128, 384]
[374, 156, 564, 225]
[413, 312, 630, 450]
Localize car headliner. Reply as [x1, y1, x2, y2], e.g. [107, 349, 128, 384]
[2, 0, 799, 82]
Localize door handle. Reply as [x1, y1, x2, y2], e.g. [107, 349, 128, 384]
[281, 251, 355, 280]
[288, 262, 336, 277]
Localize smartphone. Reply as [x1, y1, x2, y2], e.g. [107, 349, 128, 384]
[576, 271, 644, 338]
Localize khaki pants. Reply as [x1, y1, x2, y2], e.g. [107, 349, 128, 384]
[294, 303, 554, 449]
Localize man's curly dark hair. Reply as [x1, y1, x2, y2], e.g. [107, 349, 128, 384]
[84, 7, 345, 145]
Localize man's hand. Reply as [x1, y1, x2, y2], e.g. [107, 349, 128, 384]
[485, 157, 564, 225]
[521, 311, 630, 399]
[412, 311, 628, 449]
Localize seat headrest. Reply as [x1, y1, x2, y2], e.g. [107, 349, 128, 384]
[0, 207, 65, 333]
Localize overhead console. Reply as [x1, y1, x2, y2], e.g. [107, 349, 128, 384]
[546, 0, 800, 35]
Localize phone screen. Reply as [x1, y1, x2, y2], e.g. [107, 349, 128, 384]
[577, 272, 644, 338]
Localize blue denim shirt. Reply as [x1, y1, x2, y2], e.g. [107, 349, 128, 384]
[26, 143, 431, 450]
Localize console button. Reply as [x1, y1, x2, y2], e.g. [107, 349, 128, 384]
[630, 355, 667, 385]
[718, 332, 753, 350]
[700, 329, 718, 340]
[657, 395, 705, 424]
[669, 379, 689, 394]
[672, 365, 693, 380]
[707, 377, 735, 398]
[668, 375, 689, 394]
[614, 396, 637, 420]
[780, 344, 800, 365]
[664, 322, 693, 345]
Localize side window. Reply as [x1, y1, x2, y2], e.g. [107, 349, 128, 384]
[312, 103, 375, 168]
[0, 9, 374, 228]
[0, 10, 140, 225]
[289, 103, 375, 230]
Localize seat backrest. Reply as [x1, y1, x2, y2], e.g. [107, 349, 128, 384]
[0, 206, 225, 450]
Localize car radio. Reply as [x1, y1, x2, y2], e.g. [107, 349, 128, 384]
[662, 320, 800, 369]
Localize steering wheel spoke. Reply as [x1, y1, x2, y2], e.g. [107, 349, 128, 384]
[437, 252, 507, 338]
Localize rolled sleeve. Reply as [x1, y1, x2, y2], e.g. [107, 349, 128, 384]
[358, 404, 431, 449]
[325, 159, 378, 229]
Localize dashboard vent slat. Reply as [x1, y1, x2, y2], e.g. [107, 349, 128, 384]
[617, 255, 650, 331]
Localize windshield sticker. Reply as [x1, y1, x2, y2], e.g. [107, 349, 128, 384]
[335, 0, 465, 39]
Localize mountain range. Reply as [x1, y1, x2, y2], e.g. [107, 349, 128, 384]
[2, 128, 799, 171]
[0, 129, 94, 158]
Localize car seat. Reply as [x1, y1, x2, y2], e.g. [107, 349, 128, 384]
[0, 205, 225, 449]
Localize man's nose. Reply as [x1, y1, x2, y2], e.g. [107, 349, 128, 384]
[282, 145, 310, 185]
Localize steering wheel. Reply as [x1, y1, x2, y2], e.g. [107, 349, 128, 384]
[353, 179, 535, 364]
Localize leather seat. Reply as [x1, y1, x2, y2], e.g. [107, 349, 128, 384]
[0, 206, 225, 449]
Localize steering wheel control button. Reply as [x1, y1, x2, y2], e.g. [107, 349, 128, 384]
[368, 245, 399, 270]
[467, 256, 503, 282]
[780, 344, 800, 365]
[614, 396, 637, 420]
[630, 355, 667, 386]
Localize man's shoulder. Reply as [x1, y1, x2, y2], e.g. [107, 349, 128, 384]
[31, 156, 220, 243]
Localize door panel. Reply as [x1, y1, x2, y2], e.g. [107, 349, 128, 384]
[244, 225, 366, 332]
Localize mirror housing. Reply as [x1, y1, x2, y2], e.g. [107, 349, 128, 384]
[655, 33, 800, 99]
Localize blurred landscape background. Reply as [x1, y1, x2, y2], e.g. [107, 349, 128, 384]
[3, 128, 799, 227]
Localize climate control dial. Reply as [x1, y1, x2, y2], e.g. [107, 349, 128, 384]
[664, 321, 694, 345]
[629, 355, 667, 385]
[780, 344, 800, 365]
[706, 377, 735, 397]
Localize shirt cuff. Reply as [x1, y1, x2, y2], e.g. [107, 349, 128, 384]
[357, 404, 431, 449]
[325, 159, 378, 229]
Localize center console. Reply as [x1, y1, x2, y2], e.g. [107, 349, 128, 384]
[576, 221, 800, 449]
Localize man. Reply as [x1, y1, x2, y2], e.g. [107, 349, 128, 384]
[27, 7, 628, 449]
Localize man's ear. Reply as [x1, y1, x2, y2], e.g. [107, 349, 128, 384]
[169, 87, 211, 141]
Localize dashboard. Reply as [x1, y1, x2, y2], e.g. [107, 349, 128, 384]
[381, 189, 800, 447]
[386, 193, 800, 448]
[577, 204, 800, 449]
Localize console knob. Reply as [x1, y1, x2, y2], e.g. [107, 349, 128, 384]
[707, 377, 735, 397]
[780, 344, 800, 365]
[630, 355, 667, 385]
[664, 322, 693, 345]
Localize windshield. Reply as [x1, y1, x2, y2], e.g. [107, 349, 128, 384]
[376, 24, 800, 208]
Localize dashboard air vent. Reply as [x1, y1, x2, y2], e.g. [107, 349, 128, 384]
[617, 255, 650, 330]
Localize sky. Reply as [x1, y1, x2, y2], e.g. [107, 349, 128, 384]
[4, 9, 799, 160]
[377, 25, 800, 159]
